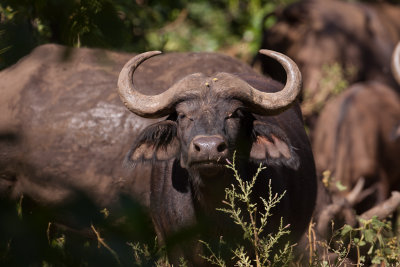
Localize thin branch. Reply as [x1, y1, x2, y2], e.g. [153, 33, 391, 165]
[91, 224, 121, 265]
[345, 177, 365, 206]
[360, 191, 400, 221]
[316, 177, 376, 239]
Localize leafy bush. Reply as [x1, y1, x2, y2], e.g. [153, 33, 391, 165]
[308, 216, 400, 267]
[0, 0, 294, 69]
[339, 217, 400, 266]
[3, 157, 400, 266]
[200, 155, 293, 267]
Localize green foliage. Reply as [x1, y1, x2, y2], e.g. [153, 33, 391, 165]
[3, 157, 400, 266]
[127, 154, 294, 266]
[339, 216, 400, 266]
[312, 216, 400, 266]
[200, 152, 293, 266]
[0, 0, 294, 70]
[302, 62, 356, 117]
[127, 239, 170, 267]
[0, 194, 157, 266]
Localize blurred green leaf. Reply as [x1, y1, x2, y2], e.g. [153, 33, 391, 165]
[340, 224, 353, 236]
[0, 0, 295, 70]
[364, 229, 375, 243]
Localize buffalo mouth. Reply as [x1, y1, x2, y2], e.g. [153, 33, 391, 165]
[189, 159, 227, 175]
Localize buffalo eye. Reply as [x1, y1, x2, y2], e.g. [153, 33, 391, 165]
[177, 112, 193, 124]
[178, 113, 186, 120]
[226, 108, 245, 120]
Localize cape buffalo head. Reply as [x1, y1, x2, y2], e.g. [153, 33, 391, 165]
[118, 50, 302, 186]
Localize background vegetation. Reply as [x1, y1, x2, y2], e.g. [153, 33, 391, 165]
[0, 0, 295, 70]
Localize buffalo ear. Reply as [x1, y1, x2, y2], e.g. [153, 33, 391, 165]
[250, 121, 299, 170]
[127, 121, 180, 163]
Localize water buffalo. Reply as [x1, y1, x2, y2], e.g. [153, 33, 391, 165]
[312, 43, 400, 212]
[257, 0, 400, 119]
[0, 44, 316, 265]
[117, 50, 316, 264]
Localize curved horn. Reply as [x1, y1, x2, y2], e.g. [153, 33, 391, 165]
[117, 51, 164, 118]
[255, 49, 302, 111]
[392, 42, 400, 86]
[118, 49, 301, 117]
[118, 51, 205, 118]
[214, 49, 302, 114]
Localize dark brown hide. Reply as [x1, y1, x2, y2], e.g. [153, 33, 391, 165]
[258, 0, 400, 118]
[313, 81, 400, 210]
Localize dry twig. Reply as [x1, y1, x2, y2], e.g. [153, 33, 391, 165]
[91, 224, 121, 265]
[360, 191, 400, 221]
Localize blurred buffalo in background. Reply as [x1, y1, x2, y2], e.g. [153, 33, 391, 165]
[256, 0, 400, 125]
[313, 43, 400, 215]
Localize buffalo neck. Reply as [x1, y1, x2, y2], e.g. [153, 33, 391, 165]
[190, 159, 253, 216]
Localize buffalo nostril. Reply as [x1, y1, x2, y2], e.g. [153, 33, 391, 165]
[191, 135, 227, 156]
[194, 144, 201, 152]
[217, 143, 227, 153]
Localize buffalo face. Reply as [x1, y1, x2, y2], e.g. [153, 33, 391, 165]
[175, 98, 247, 174]
[127, 89, 300, 183]
[120, 50, 302, 191]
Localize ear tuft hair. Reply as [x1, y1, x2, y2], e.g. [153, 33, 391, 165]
[126, 121, 180, 165]
[250, 121, 300, 170]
